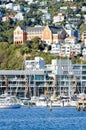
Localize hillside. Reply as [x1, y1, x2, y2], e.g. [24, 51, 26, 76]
[0, 42, 59, 70]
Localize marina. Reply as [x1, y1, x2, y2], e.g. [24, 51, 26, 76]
[1, 0, 86, 129]
[0, 106, 86, 130]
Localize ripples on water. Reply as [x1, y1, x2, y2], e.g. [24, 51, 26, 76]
[0, 107, 86, 130]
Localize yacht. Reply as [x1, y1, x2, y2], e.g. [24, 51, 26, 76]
[36, 95, 48, 106]
[0, 93, 21, 109]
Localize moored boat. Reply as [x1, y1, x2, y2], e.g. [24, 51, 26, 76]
[0, 93, 21, 109]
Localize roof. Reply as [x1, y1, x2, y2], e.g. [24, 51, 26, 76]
[26, 26, 45, 32]
[49, 26, 64, 34]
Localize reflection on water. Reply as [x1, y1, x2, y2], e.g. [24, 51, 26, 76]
[0, 107, 86, 130]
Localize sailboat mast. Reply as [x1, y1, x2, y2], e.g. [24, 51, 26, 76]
[4, 76, 8, 93]
[25, 76, 29, 98]
[68, 58, 71, 98]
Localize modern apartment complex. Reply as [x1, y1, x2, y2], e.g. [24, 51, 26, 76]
[0, 58, 86, 98]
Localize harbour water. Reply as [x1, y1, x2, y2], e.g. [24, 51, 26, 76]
[0, 106, 86, 130]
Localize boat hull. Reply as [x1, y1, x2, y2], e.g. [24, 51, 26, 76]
[0, 104, 21, 109]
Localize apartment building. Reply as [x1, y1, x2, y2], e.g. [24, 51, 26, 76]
[0, 58, 86, 97]
[50, 43, 81, 57]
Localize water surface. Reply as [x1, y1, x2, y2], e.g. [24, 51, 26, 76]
[0, 106, 86, 130]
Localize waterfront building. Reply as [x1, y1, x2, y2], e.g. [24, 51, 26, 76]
[0, 70, 52, 97]
[45, 59, 75, 96]
[73, 64, 86, 94]
[0, 59, 86, 98]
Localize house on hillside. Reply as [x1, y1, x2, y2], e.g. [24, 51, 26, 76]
[53, 13, 65, 24]
[13, 4, 21, 11]
[14, 12, 24, 21]
[65, 36, 77, 44]
[64, 0, 75, 1]
[5, 2, 14, 10]
[25, 57, 45, 70]
[41, 13, 53, 24]
[82, 31, 86, 42]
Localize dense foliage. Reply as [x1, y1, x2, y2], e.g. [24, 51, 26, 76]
[0, 40, 85, 70]
[0, 41, 59, 69]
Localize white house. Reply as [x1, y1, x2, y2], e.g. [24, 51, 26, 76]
[82, 48, 86, 57]
[70, 43, 81, 56]
[25, 57, 45, 70]
[13, 4, 21, 11]
[82, 6, 86, 12]
[50, 43, 60, 54]
[83, 15, 86, 24]
[65, 36, 77, 44]
[39, 1, 47, 6]
[64, 0, 75, 1]
[5, 3, 14, 10]
[53, 13, 65, 23]
[14, 12, 24, 21]
[39, 7, 48, 14]
[41, 13, 53, 24]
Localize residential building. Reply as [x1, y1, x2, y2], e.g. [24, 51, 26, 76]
[50, 43, 81, 57]
[50, 43, 60, 54]
[39, 1, 47, 6]
[64, 24, 81, 41]
[0, 59, 86, 97]
[82, 31, 86, 42]
[14, 12, 24, 21]
[82, 48, 86, 57]
[25, 57, 45, 70]
[53, 13, 65, 23]
[81, 6, 86, 12]
[5, 3, 14, 10]
[83, 15, 86, 24]
[60, 6, 68, 10]
[39, 8, 48, 14]
[13, 4, 21, 11]
[64, 0, 75, 1]
[73, 64, 86, 93]
[65, 36, 77, 44]
[41, 13, 53, 24]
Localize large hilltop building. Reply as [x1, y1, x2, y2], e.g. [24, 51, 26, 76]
[13, 25, 67, 45]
